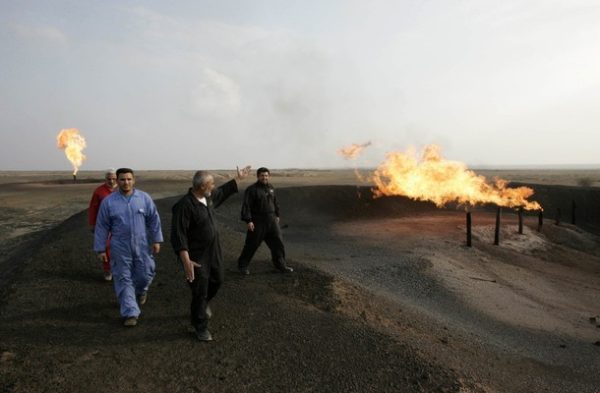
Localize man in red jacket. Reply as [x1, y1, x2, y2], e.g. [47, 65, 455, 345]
[88, 169, 117, 281]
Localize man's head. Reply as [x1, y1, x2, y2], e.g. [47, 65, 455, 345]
[256, 167, 270, 185]
[116, 168, 135, 195]
[104, 168, 117, 189]
[192, 170, 215, 197]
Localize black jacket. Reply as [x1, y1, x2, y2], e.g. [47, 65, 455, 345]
[240, 181, 280, 223]
[170, 179, 238, 263]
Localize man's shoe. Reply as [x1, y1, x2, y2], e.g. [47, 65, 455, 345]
[195, 328, 213, 341]
[138, 292, 147, 306]
[103, 272, 112, 281]
[206, 305, 212, 319]
[239, 267, 250, 276]
[123, 317, 138, 327]
[276, 265, 294, 273]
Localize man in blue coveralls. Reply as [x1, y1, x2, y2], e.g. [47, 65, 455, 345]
[94, 167, 163, 327]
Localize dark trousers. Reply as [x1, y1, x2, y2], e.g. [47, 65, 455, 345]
[238, 218, 286, 269]
[188, 256, 223, 331]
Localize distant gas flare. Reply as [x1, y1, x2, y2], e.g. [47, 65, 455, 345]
[371, 144, 542, 211]
[338, 141, 372, 160]
[56, 128, 87, 175]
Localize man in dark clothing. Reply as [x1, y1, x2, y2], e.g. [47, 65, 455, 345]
[237, 167, 293, 275]
[171, 166, 251, 341]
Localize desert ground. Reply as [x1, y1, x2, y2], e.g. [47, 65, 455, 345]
[1, 169, 600, 393]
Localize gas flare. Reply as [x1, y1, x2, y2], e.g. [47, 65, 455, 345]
[56, 128, 87, 175]
[371, 144, 542, 211]
[338, 141, 372, 160]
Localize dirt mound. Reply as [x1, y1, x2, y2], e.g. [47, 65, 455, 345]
[512, 182, 600, 232]
[211, 185, 440, 232]
[277, 185, 439, 221]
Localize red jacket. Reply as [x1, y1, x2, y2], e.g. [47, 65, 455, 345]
[88, 183, 115, 226]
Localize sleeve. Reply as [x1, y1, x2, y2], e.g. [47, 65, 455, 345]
[240, 186, 253, 223]
[145, 196, 163, 243]
[212, 179, 238, 209]
[170, 200, 190, 254]
[93, 199, 111, 252]
[88, 189, 100, 226]
[273, 188, 280, 218]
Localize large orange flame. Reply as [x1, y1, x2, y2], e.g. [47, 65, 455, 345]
[371, 144, 542, 211]
[337, 141, 372, 160]
[56, 128, 87, 175]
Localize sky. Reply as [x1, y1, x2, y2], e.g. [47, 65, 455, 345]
[1, 0, 599, 170]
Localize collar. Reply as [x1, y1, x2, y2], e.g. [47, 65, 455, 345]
[118, 189, 137, 198]
[187, 188, 210, 207]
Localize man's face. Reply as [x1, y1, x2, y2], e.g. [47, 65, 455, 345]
[257, 171, 269, 185]
[117, 172, 135, 194]
[200, 175, 215, 197]
[105, 173, 117, 189]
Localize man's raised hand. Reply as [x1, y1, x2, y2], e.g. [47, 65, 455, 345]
[236, 165, 252, 180]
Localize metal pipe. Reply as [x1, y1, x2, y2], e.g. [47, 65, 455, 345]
[466, 211, 472, 247]
[494, 207, 501, 245]
[518, 207, 523, 234]
[537, 211, 543, 232]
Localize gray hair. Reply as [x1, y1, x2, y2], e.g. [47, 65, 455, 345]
[105, 168, 116, 177]
[192, 170, 212, 189]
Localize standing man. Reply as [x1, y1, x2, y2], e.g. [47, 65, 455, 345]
[94, 168, 163, 327]
[237, 167, 293, 275]
[171, 166, 251, 341]
[88, 168, 117, 281]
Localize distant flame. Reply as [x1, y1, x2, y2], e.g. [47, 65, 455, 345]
[371, 144, 542, 211]
[338, 141, 372, 160]
[56, 128, 87, 175]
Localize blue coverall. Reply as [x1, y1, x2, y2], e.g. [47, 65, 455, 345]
[94, 189, 163, 318]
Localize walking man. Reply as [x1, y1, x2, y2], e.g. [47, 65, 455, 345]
[171, 166, 251, 341]
[237, 167, 293, 275]
[94, 168, 163, 327]
[88, 168, 117, 281]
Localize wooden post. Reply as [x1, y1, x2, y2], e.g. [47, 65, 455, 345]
[494, 207, 501, 245]
[571, 201, 576, 225]
[537, 211, 543, 232]
[555, 208, 561, 225]
[466, 211, 472, 247]
[518, 207, 523, 234]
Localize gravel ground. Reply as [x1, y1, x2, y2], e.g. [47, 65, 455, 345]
[0, 195, 465, 393]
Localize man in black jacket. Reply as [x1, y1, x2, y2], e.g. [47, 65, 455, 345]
[237, 167, 293, 275]
[171, 166, 250, 341]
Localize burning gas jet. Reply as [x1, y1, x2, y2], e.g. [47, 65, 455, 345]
[56, 128, 87, 176]
[337, 141, 372, 160]
[371, 144, 541, 211]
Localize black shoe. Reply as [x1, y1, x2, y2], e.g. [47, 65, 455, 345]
[276, 265, 294, 273]
[195, 328, 213, 342]
[239, 267, 250, 276]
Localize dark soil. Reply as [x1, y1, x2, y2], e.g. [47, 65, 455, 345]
[0, 196, 465, 393]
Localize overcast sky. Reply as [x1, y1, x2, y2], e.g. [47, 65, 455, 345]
[1, 0, 599, 170]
